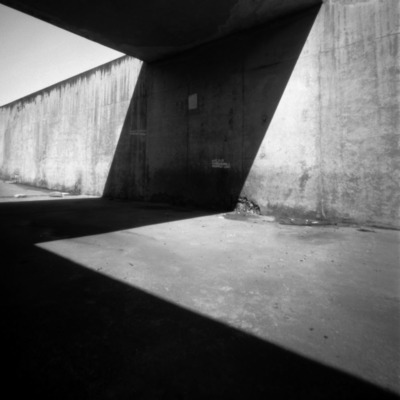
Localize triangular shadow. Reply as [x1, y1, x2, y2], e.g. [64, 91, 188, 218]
[103, 5, 322, 211]
[2, 198, 398, 399]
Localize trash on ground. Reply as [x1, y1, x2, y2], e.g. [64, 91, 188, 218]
[235, 197, 261, 215]
[14, 194, 27, 198]
[49, 191, 63, 197]
[263, 216, 275, 222]
[357, 228, 376, 233]
[279, 217, 333, 226]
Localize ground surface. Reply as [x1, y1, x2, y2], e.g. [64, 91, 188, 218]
[2, 181, 399, 399]
[0, 179, 95, 202]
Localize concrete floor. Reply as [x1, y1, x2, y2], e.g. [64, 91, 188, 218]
[2, 181, 399, 399]
[0, 179, 96, 202]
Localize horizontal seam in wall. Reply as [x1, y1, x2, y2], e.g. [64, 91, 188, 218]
[320, 31, 400, 54]
[2, 99, 133, 115]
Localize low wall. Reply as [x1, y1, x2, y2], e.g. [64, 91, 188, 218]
[0, 56, 142, 195]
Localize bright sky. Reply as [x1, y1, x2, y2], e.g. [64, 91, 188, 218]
[0, 4, 124, 106]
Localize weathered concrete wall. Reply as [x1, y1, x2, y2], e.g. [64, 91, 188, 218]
[242, 0, 400, 226]
[104, 65, 148, 199]
[1, 0, 398, 228]
[137, 7, 321, 209]
[0, 56, 142, 195]
[127, 0, 398, 227]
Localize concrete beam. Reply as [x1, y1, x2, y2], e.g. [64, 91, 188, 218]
[0, 0, 322, 61]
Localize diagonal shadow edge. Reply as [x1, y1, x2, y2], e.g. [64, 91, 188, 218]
[4, 242, 399, 399]
[103, 62, 148, 201]
[2, 3, 397, 398]
[0, 197, 217, 242]
[102, 5, 323, 211]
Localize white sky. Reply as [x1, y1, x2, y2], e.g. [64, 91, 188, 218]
[0, 4, 124, 106]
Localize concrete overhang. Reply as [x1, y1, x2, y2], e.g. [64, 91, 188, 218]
[1, 0, 322, 62]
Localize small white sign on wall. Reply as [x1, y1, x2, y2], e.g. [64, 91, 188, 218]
[212, 159, 231, 169]
[188, 93, 198, 110]
[129, 129, 146, 136]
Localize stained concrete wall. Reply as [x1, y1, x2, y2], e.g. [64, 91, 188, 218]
[106, 0, 398, 227]
[104, 65, 148, 199]
[1, 0, 398, 228]
[105, 7, 322, 209]
[242, 0, 400, 226]
[0, 56, 142, 195]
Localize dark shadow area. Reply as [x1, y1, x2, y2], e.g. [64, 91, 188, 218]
[0, 0, 321, 62]
[104, 5, 322, 211]
[104, 65, 148, 200]
[0, 197, 213, 241]
[2, 198, 398, 399]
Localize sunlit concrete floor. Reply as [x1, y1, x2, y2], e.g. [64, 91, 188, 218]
[2, 181, 399, 399]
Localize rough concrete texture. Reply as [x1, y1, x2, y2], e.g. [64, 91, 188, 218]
[126, 0, 397, 227]
[242, 0, 400, 227]
[104, 65, 148, 199]
[1, 1, 398, 228]
[0, 56, 141, 195]
[2, 194, 399, 398]
[128, 7, 322, 210]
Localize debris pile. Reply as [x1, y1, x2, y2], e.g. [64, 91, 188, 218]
[279, 217, 333, 226]
[235, 197, 261, 215]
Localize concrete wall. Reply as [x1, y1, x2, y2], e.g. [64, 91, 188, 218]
[107, 0, 397, 227]
[1, 0, 398, 228]
[110, 7, 322, 209]
[242, 0, 400, 226]
[104, 65, 148, 199]
[0, 56, 142, 195]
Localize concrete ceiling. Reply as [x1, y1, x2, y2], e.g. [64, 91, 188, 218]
[1, 0, 322, 62]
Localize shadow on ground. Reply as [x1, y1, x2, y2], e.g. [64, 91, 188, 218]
[2, 198, 397, 399]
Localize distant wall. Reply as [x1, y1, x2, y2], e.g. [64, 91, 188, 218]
[0, 56, 142, 195]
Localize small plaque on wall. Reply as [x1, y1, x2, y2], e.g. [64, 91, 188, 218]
[129, 129, 147, 136]
[212, 159, 231, 169]
[188, 93, 198, 110]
